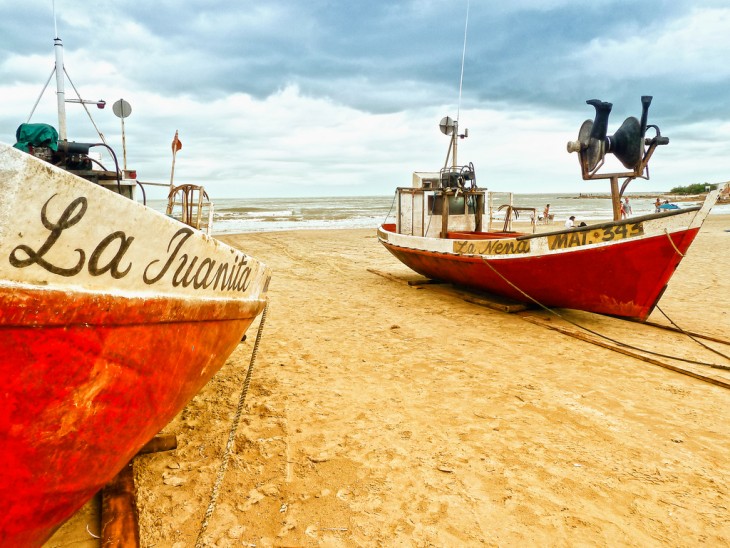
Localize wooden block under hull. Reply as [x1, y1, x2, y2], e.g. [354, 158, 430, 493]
[433, 284, 531, 313]
[367, 268, 530, 313]
[367, 268, 444, 286]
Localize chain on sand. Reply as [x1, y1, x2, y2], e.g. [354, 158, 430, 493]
[195, 301, 269, 548]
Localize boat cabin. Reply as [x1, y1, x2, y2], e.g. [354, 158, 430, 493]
[395, 168, 487, 238]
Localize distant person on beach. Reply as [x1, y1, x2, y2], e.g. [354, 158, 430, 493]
[565, 215, 575, 228]
[542, 204, 550, 224]
[655, 198, 661, 212]
[623, 197, 632, 216]
[620, 201, 627, 219]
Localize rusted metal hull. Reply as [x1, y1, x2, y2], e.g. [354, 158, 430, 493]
[378, 197, 716, 320]
[0, 143, 270, 546]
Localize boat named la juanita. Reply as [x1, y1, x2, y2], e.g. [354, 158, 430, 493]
[0, 32, 270, 546]
[378, 96, 725, 321]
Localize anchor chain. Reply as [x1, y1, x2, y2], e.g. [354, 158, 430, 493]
[195, 301, 269, 547]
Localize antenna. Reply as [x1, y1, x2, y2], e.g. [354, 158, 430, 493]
[441, 0, 471, 170]
[456, 0, 470, 125]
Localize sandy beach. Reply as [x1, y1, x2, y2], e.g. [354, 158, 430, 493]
[47, 215, 729, 547]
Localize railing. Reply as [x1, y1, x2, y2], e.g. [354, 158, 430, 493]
[166, 184, 214, 235]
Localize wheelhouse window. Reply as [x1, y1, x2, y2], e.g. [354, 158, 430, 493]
[428, 194, 482, 215]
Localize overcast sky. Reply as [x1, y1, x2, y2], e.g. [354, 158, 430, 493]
[2, 0, 729, 198]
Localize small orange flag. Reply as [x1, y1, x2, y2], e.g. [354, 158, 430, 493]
[171, 130, 182, 153]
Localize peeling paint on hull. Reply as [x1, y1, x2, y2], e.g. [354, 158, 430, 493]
[0, 143, 270, 546]
[0, 288, 264, 546]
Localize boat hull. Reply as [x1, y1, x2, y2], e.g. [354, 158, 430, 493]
[1, 288, 261, 546]
[0, 143, 270, 545]
[378, 198, 717, 320]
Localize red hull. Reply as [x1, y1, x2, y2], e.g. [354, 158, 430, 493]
[380, 225, 700, 320]
[0, 287, 265, 546]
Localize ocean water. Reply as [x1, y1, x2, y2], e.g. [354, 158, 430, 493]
[148, 193, 730, 234]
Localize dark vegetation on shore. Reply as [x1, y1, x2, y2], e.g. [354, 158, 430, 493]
[577, 182, 722, 201]
[669, 183, 719, 194]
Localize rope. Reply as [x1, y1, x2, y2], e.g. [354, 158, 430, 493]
[478, 256, 730, 370]
[664, 228, 685, 257]
[424, 189, 440, 236]
[382, 190, 398, 226]
[195, 301, 269, 548]
[64, 67, 109, 147]
[656, 305, 730, 363]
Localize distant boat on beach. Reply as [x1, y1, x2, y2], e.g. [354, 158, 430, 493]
[378, 94, 724, 321]
[0, 30, 270, 546]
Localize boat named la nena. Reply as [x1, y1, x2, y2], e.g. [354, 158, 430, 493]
[0, 33, 270, 546]
[378, 96, 724, 320]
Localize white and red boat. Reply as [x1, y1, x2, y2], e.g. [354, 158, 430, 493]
[378, 97, 722, 320]
[0, 34, 270, 546]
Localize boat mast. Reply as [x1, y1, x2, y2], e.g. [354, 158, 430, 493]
[54, 37, 67, 140]
[450, 126, 458, 168]
[52, 2, 68, 140]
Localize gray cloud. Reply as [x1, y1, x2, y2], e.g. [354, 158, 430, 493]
[2, 0, 729, 196]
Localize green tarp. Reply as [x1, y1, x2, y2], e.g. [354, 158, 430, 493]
[13, 123, 59, 153]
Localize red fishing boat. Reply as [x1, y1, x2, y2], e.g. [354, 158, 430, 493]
[0, 33, 270, 546]
[378, 97, 722, 320]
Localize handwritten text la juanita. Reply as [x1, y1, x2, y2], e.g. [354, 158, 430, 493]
[8, 195, 254, 293]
